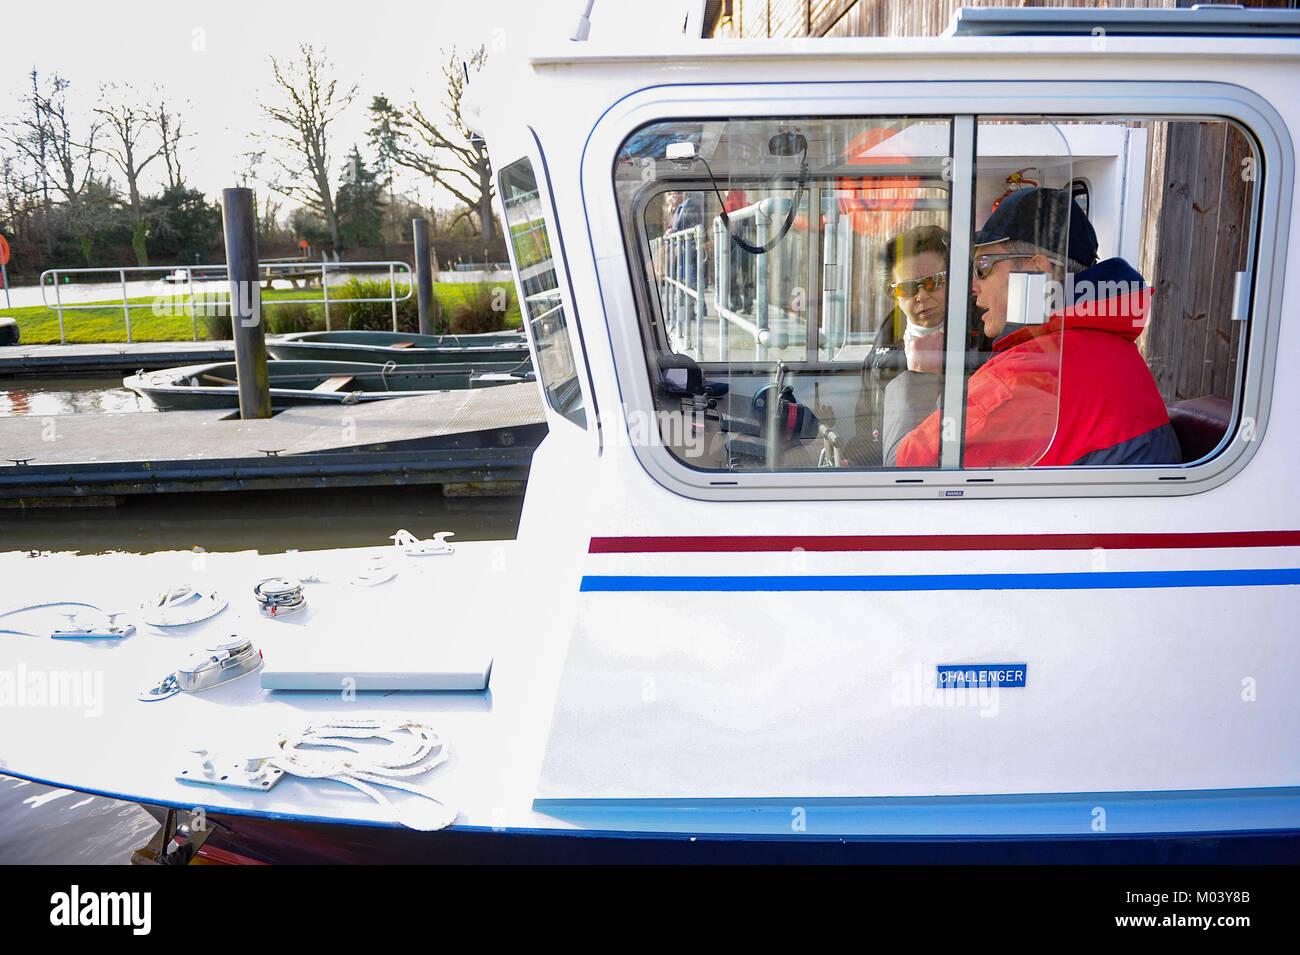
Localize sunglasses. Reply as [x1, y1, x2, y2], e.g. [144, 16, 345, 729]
[891, 270, 947, 300]
[972, 252, 1064, 280]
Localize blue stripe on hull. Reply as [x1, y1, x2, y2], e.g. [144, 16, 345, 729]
[580, 567, 1300, 592]
[533, 787, 1300, 837]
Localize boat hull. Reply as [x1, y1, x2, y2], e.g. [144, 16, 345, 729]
[268, 331, 531, 365]
[135, 801, 1300, 864]
[123, 360, 533, 411]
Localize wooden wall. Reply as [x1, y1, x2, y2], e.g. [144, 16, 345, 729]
[712, 0, 1188, 40]
[712, 0, 1294, 38]
[1139, 122, 1255, 401]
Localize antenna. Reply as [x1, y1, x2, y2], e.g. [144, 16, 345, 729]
[571, 0, 595, 41]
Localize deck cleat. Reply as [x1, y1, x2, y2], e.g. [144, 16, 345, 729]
[176, 749, 285, 791]
[50, 609, 135, 640]
[390, 529, 455, 556]
[1, 602, 135, 640]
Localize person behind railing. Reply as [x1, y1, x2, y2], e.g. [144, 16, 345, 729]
[670, 191, 705, 293]
[889, 187, 1179, 468]
[660, 191, 685, 237]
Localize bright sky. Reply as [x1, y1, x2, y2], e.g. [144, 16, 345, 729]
[0, 0, 695, 211]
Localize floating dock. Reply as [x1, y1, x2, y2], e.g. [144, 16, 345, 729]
[0, 340, 236, 376]
[0, 383, 545, 501]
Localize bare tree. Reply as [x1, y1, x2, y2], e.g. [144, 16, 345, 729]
[0, 154, 40, 246]
[369, 46, 497, 244]
[93, 82, 167, 265]
[236, 149, 264, 189]
[3, 70, 105, 255]
[155, 101, 191, 190]
[260, 43, 357, 251]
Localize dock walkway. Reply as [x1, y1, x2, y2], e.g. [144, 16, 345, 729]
[0, 340, 235, 376]
[0, 383, 545, 500]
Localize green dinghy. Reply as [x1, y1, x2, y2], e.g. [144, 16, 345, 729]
[124, 359, 534, 411]
[267, 330, 531, 365]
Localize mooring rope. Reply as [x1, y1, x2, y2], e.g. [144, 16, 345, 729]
[267, 718, 456, 831]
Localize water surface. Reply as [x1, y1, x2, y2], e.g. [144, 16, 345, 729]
[0, 375, 155, 417]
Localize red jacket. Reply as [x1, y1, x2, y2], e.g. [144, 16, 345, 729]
[896, 260, 1180, 468]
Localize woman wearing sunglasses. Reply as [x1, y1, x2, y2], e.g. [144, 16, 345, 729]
[856, 225, 952, 466]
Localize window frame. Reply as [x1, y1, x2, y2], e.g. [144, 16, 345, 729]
[587, 81, 1289, 500]
[497, 132, 598, 436]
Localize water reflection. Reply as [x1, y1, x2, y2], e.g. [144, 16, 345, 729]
[0, 376, 155, 416]
[0, 776, 158, 864]
[0, 484, 522, 554]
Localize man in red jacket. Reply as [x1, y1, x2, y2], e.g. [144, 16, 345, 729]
[889, 187, 1180, 468]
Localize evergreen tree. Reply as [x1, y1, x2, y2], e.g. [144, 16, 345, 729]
[334, 145, 385, 251]
[145, 185, 221, 263]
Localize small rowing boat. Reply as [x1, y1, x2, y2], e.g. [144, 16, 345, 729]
[123, 360, 534, 411]
[267, 330, 531, 365]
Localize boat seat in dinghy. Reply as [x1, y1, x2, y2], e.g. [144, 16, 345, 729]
[311, 375, 356, 393]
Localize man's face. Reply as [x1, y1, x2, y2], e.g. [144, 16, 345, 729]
[970, 242, 1013, 339]
[971, 243, 1055, 339]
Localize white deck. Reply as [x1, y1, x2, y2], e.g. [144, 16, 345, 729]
[0, 540, 575, 833]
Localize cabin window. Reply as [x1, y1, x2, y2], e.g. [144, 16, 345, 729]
[617, 117, 955, 470]
[613, 113, 1261, 479]
[499, 158, 586, 428]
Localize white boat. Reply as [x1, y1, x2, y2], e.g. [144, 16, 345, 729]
[2, 5, 1299, 863]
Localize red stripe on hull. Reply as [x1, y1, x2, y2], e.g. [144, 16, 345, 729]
[589, 531, 1300, 554]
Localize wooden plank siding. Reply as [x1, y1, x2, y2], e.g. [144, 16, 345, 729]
[1143, 121, 1254, 402]
[770, 0, 809, 38]
[711, 0, 1194, 39]
[1180, 121, 1229, 403]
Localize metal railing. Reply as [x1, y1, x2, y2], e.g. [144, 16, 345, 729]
[710, 198, 789, 360]
[709, 195, 861, 362]
[38, 260, 414, 343]
[650, 223, 707, 356]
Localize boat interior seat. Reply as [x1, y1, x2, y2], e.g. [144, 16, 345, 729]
[1167, 395, 1233, 463]
[390, 342, 415, 349]
[312, 375, 356, 393]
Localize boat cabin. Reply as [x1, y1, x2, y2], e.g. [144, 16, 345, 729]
[469, 8, 1300, 819]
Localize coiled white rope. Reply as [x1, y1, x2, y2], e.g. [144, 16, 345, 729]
[268, 718, 456, 831]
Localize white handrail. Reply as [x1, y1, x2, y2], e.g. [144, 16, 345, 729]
[37, 261, 414, 343]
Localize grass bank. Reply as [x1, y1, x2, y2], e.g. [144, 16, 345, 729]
[2, 282, 522, 344]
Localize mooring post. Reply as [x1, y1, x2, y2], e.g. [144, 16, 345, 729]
[221, 187, 272, 419]
[413, 217, 435, 335]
